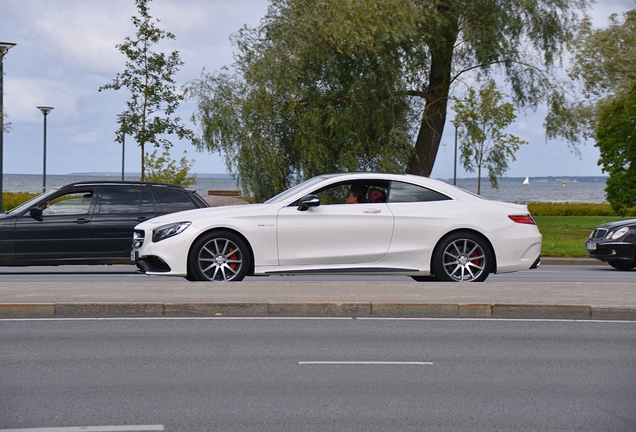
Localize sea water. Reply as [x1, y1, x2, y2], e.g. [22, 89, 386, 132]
[1, 174, 608, 204]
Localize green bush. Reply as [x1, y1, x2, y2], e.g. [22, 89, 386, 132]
[526, 202, 633, 216]
[2, 192, 41, 212]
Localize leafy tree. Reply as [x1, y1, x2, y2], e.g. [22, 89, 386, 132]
[404, 0, 587, 177]
[547, 9, 636, 145]
[454, 81, 527, 194]
[596, 84, 636, 216]
[144, 149, 196, 187]
[99, 0, 197, 181]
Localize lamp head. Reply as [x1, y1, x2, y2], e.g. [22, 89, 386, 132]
[0, 42, 17, 58]
[117, 113, 131, 121]
[37, 106, 54, 116]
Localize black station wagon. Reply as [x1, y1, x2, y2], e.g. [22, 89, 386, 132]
[0, 181, 208, 266]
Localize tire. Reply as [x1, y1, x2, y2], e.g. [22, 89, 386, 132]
[187, 231, 251, 282]
[432, 232, 492, 282]
[607, 260, 636, 271]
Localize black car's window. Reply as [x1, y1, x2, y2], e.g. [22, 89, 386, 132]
[154, 189, 197, 213]
[98, 189, 154, 214]
[388, 181, 451, 203]
[41, 191, 94, 216]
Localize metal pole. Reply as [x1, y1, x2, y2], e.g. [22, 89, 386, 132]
[37, 107, 54, 192]
[43, 113, 47, 192]
[117, 113, 131, 181]
[0, 42, 17, 212]
[453, 122, 458, 186]
[0, 53, 4, 210]
[121, 131, 125, 181]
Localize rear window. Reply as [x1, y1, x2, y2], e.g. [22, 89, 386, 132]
[154, 189, 198, 213]
[98, 188, 155, 214]
[389, 181, 451, 203]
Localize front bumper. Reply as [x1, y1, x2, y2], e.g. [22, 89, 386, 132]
[585, 241, 635, 262]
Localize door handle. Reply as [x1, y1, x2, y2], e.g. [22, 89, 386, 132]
[136, 216, 147, 222]
[75, 218, 90, 224]
[363, 209, 381, 214]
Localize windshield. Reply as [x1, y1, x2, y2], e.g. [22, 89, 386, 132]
[264, 176, 331, 204]
[6, 190, 55, 215]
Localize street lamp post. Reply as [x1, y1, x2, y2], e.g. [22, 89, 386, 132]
[0, 41, 17, 212]
[453, 120, 458, 186]
[37, 106, 54, 192]
[117, 113, 131, 181]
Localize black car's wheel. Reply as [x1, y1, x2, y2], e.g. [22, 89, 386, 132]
[607, 260, 636, 271]
[187, 231, 250, 282]
[432, 232, 492, 282]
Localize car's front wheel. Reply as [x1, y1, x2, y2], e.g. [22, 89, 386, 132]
[607, 260, 636, 271]
[432, 232, 492, 282]
[187, 231, 250, 282]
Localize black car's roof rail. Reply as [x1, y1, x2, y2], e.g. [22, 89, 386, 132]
[61, 181, 182, 188]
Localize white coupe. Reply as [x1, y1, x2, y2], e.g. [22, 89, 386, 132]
[132, 173, 542, 282]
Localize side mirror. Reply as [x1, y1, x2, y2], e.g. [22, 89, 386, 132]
[297, 194, 320, 211]
[29, 207, 43, 217]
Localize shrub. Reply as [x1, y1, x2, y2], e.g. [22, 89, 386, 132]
[2, 192, 41, 212]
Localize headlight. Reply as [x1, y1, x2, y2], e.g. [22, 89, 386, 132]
[132, 230, 145, 249]
[609, 227, 629, 240]
[152, 221, 191, 243]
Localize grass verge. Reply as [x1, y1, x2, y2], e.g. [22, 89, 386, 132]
[535, 216, 628, 258]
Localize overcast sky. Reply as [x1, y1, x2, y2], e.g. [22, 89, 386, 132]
[1, 0, 634, 180]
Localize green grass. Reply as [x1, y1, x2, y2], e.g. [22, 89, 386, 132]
[535, 216, 629, 258]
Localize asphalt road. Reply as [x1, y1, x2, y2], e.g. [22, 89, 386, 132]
[0, 263, 632, 284]
[1, 318, 635, 432]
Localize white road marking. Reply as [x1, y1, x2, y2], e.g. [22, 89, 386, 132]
[0, 426, 164, 432]
[299, 361, 433, 365]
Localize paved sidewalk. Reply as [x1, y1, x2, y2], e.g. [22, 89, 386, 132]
[1, 277, 635, 320]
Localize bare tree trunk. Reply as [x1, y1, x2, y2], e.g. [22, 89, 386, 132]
[406, 11, 459, 177]
[477, 165, 482, 195]
[140, 142, 145, 182]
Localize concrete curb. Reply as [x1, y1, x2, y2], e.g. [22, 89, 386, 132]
[1, 302, 635, 320]
[540, 257, 604, 265]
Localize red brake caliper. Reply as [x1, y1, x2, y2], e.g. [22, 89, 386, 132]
[470, 251, 481, 266]
[228, 246, 238, 270]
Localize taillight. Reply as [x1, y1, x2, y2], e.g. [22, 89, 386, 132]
[509, 214, 536, 225]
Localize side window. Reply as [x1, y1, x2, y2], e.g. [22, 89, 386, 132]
[388, 181, 451, 203]
[304, 180, 390, 205]
[154, 189, 197, 213]
[314, 183, 350, 205]
[41, 191, 94, 216]
[98, 189, 155, 214]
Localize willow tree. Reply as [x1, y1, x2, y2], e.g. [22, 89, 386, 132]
[187, 0, 416, 199]
[187, 0, 588, 199]
[547, 9, 636, 145]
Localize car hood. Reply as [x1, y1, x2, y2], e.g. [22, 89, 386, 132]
[136, 203, 271, 229]
[596, 218, 636, 230]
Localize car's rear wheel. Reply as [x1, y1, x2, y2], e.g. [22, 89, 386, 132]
[432, 232, 492, 282]
[607, 260, 636, 271]
[187, 231, 250, 282]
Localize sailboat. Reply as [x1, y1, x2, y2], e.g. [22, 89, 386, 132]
[522, 176, 529, 185]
